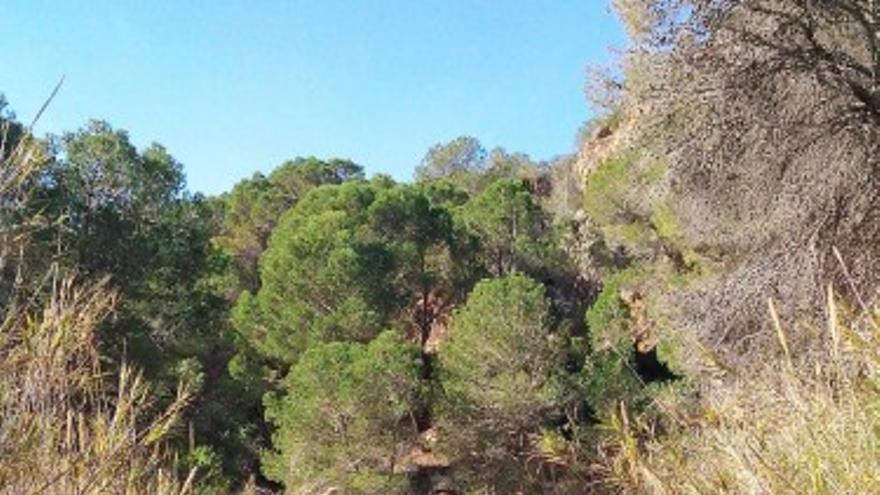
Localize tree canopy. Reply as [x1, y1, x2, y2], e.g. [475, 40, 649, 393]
[263, 331, 425, 493]
[437, 273, 567, 492]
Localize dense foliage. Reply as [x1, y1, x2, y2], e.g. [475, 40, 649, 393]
[263, 331, 425, 492]
[437, 274, 570, 492]
[2, 1, 877, 493]
[1, 109, 599, 493]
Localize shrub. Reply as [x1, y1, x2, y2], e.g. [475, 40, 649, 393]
[262, 331, 424, 493]
[437, 273, 567, 492]
[586, 266, 646, 353]
[599, 288, 880, 494]
[0, 275, 196, 494]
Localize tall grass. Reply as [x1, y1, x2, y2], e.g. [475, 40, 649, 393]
[1, 106, 197, 494]
[0, 276, 196, 494]
[599, 285, 880, 494]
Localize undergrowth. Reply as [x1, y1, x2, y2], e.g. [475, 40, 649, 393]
[598, 286, 880, 494]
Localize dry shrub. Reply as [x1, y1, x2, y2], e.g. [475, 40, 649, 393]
[603, 0, 880, 363]
[598, 286, 880, 494]
[0, 275, 196, 495]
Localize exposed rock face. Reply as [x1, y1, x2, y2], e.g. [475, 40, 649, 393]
[572, 110, 637, 182]
[620, 289, 655, 353]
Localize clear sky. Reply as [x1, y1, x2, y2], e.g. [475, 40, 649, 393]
[1, 1, 625, 195]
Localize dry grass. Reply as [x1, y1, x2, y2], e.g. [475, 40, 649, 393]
[598, 285, 880, 494]
[0, 275, 196, 495]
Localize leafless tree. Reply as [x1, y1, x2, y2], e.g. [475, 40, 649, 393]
[612, 0, 879, 358]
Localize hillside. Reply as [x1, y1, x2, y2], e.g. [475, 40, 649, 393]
[1, 1, 878, 494]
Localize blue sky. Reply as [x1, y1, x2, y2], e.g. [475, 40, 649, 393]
[1, 1, 625, 195]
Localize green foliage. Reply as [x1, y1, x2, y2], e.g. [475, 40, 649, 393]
[183, 446, 227, 495]
[583, 150, 640, 225]
[263, 331, 424, 493]
[415, 137, 542, 197]
[585, 267, 645, 352]
[236, 178, 476, 365]
[416, 178, 470, 209]
[369, 185, 450, 247]
[438, 273, 568, 491]
[1, 95, 688, 494]
[476, 148, 540, 191]
[582, 267, 654, 416]
[368, 185, 457, 339]
[582, 349, 644, 417]
[441, 273, 560, 416]
[0, 93, 25, 160]
[27, 121, 188, 296]
[650, 198, 683, 246]
[664, 251, 712, 288]
[605, 221, 653, 246]
[5, 0, 875, 490]
[215, 157, 363, 296]
[12, 120, 271, 488]
[234, 181, 396, 363]
[583, 150, 668, 251]
[457, 179, 552, 277]
[59, 121, 185, 213]
[0, 113, 197, 493]
[3, 90, 631, 494]
[27, 121, 230, 382]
